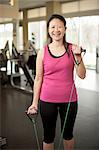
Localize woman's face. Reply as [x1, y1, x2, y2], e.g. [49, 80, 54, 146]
[48, 18, 66, 42]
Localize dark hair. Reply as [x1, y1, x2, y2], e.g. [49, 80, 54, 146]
[47, 14, 69, 55]
[47, 14, 66, 28]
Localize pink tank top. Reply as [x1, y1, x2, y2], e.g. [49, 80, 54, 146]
[40, 43, 78, 103]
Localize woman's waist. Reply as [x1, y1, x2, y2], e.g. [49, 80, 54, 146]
[41, 82, 76, 95]
[42, 79, 74, 87]
[40, 85, 77, 103]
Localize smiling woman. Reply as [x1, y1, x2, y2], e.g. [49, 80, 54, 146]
[27, 14, 86, 150]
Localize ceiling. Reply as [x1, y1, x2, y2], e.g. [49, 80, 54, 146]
[0, 0, 77, 23]
[0, 0, 10, 5]
[19, 0, 75, 10]
[0, 0, 76, 10]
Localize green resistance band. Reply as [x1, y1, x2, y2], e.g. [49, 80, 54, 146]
[57, 80, 76, 150]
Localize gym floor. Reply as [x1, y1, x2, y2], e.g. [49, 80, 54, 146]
[1, 69, 99, 150]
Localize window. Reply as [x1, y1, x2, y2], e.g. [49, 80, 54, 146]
[18, 26, 23, 50]
[66, 16, 99, 69]
[0, 23, 13, 50]
[28, 7, 46, 18]
[28, 21, 47, 49]
[19, 11, 23, 20]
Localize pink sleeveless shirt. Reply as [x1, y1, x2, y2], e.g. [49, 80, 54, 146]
[40, 44, 78, 103]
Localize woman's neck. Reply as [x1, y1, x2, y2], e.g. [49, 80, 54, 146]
[52, 40, 63, 48]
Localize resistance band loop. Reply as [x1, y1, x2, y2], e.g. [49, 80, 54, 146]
[58, 51, 86, 149]
[26, 112, 40, 150]
[58, 75, 76, 150]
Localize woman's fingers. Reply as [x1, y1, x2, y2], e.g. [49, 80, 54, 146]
[27, 106, 38, 114]
[72, 45, 81, 55]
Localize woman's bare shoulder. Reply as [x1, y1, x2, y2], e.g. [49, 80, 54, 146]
[37, 45, 46, 60]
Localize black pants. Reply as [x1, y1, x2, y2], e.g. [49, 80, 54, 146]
[40, 100, 78, 144]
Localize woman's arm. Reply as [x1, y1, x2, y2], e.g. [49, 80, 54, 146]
[72, 45, 86, 79]
[74, 54, 86, 79]
[27, 49, 44, 114]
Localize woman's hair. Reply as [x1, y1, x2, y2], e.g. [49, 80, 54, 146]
[47, 14, 69, 55]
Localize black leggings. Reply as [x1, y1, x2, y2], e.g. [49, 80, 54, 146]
[40, 100, 78, 144]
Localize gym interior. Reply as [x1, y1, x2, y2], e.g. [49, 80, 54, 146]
[0, 0, 99, 149]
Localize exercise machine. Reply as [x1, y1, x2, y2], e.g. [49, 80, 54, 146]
[0, 41, 9, 85]
[10, 42, 34, 93]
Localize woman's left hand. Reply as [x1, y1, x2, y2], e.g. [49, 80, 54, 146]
[72, 44, 82, 55]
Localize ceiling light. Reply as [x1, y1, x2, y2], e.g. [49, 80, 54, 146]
[9, 0, 14, 6]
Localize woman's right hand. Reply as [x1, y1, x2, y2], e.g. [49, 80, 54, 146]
[27, 104, 38, 114]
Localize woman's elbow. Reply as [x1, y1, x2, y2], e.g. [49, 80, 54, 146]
[80, 74, 86, 79]
[78, 71, 86, 79]
[35, 74, 43, 82]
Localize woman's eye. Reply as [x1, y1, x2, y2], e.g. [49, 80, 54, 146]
[59, 26, 62, 28]
[51, 26, 55, 28]
[50, 26, 64, 29]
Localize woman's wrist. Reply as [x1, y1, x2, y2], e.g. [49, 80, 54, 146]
[32, 106, 38, 111]
[32, 100, 38, 107]
[74, 54, 82, 66]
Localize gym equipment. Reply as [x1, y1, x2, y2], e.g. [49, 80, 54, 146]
[25, 40, 37, 85]
[0, 41, 9, 85]
[10, 42, 34, 93]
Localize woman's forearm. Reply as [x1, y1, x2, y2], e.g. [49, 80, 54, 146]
[75, 55, 86, 79]
[32, 76, 43, 106]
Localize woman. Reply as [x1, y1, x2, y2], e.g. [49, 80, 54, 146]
[27, 14, 86, 150]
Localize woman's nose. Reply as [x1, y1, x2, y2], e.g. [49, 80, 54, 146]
[54, 26, 59, 31]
